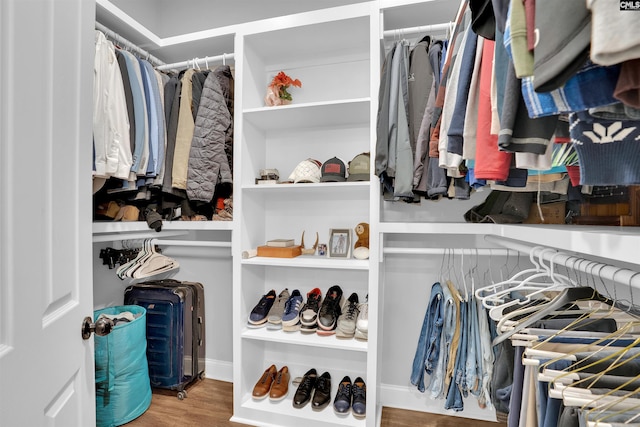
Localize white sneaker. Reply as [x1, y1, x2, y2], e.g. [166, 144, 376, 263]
[355, 294, 368, 341]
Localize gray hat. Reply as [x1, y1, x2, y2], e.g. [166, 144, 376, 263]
[533, 0, 591, 93]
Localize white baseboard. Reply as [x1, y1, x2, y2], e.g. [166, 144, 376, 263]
[204, 358, 233, 382]
[379, 383, 497, 422]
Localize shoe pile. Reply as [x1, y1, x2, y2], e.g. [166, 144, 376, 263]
[290, 369, 367, 418]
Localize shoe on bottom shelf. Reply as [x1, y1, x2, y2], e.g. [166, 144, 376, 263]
[269, 366, 290, 401]
[252, 364, 277, 400]
[352, 377, 367, 419]
[333, 375, 352, 415]
[311, 371, 332, 410]
[293, 368, 317, 408]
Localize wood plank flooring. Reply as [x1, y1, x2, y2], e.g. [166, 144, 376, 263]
[125, 379, 504, 427]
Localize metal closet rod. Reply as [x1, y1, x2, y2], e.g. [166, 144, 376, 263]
[155, 53, 236, 72]
[484, 235, 640, 289]
[383, 247, 514, 256]
[95, 21, 166, 67]
[382, 22, 452, 38]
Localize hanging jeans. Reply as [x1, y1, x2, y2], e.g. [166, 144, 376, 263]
[410, 282, 444, 393]
[430, 283, 456, 399]
[445, 299, 467, 411]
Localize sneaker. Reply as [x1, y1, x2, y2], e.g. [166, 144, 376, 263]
[247, 289, 276, 327]
[336, 292, 360, 339]
[281, 290, 303, 332]
[351, 377, 366, 418]
[333, 375, 352, 415]
[267, 288, 290, 330]
[355, 294, 368, 341]
[299, 288, 322, 333]
[317, 285, 344, 334]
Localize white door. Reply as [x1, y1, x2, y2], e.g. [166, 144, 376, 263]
[0, 0, 96, 426]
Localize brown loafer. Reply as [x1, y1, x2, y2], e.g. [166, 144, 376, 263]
[252, 364, 277, 400]
[269, 366, 290, 401]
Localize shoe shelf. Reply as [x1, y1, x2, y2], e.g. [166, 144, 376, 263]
[237, 397, 366, 427]
[242, 182, 370, 197]
[241, 256, 369, 270]
[241, 328, 368, 352]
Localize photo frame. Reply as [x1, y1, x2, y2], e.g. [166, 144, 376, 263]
[328, 228, 351, 258]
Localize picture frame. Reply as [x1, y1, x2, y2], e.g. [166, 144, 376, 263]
[328, 228, 351, 258]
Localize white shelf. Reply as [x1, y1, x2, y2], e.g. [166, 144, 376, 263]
[242, 327, 368, 352]
[379, 222, 494, 235]
[243, 98, 370, 131]
[239, 395, 366, 427]
[92, 221, 233, 233]
[242, 256, 369, 270]
[243, 181, 370, 199]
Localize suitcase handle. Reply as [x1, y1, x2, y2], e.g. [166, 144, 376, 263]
[198, 316, 203, 346]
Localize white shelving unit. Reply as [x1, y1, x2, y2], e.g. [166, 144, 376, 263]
[232, 3, 380, 426]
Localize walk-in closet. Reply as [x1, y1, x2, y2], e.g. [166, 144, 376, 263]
[2, 1, 640, 427]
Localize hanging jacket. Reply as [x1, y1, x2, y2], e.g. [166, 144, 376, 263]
[186, 71, 232, 202]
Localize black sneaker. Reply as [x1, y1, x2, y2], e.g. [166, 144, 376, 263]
[317, 285, 344, 334]
[247, 289, 276, 327]
[293, 368, 317, 408]
[333, 375, 352, 415]
[299, 288, 322, 333]
[352, 377, 366, 418]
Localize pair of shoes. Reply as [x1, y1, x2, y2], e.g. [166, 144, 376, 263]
[333, 376, 366, 418]
[266, 289, 290, 330]
[212, 197, 233, 221]
[293, 369, 332, 410]
[252, 365, 290, 401]
[317, 285, 345, 336]
[299, 288, 322, 333]
[355, 294, 368, 341]
[336, 292, 360, 338]
[281, 290, 304, 332]
[247, 290, 276, 328]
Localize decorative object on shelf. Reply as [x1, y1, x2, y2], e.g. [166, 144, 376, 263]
[266, 238, 295, 247]
[352, 222, 370, 260]
[264, 71, 302, 106]
[328, 228, 351, 258]
[318, 243, 327, 256]
[257, 244, 302, 258]
[300, 231, 319, 255]
[287, 158, 322, 183]
[256, 168, 280, 184]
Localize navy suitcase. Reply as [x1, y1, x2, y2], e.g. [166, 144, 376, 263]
[124, 279, 205, 399]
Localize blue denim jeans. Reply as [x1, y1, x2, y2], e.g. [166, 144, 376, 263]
[465, 295, 482, 396]
[477, 297, 494, 409]
[410, 282, 444, 393]
[445, 299, 467, 411]
[430, 283, 456, 399]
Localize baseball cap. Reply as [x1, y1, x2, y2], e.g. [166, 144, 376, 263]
[287, 158, 322, 183]
[320, 157, 347, 182]
[346, 152, 370, 182]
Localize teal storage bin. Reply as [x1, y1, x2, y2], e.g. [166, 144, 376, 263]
[94, 305, 152, 427]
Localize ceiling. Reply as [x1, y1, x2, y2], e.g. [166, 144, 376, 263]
[95, 0, 461, 64]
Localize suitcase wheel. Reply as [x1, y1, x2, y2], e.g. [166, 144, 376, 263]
[177, 390, 187, 400]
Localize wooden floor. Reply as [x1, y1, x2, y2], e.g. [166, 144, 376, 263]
[125, 379, 504, 427]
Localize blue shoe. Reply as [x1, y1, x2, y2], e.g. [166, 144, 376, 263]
[281, 289, 303, 330]
[333, 376, 352, 415]
[248, 289, 276, 327]
[351, 377, 366, 418]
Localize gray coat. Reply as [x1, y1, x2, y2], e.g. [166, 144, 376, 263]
[186, 71, 232, 202]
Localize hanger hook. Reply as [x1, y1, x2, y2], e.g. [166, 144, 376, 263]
[222, 53, 226, 66]
[205, 56, 209, 69]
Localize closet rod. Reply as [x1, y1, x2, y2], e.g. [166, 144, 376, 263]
[95, 21, 166, 67]
[155, 53, 236, 72]
[383, 247, 514, 256]
[152, 239, 231, 248]
[382, 22, 452, 38]
[485, 235, 640, 289]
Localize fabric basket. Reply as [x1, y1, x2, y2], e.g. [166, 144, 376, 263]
[94, 305, 151, 427]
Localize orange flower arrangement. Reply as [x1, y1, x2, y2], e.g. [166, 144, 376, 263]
[266, 71, 302, 105]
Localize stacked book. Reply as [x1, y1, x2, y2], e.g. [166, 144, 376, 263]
[256, 239, 302, 258]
